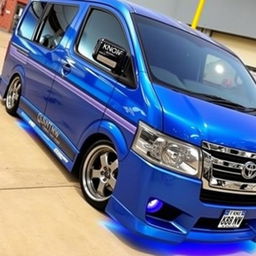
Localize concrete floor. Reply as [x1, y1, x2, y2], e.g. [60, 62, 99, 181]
[0, 30, 255, 256]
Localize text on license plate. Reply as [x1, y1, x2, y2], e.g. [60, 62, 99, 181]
[218, 210, 246, 229]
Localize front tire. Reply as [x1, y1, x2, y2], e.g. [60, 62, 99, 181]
[5, 76, 22, 116]
[79, 140, 119, 211]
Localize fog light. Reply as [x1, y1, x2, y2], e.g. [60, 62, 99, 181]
[146, 199, 163, 213]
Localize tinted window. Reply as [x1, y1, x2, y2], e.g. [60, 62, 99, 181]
[18, 2, 46, 40]
[134, 14, 256, 109]
[38, 5, 78, 49]
[78, 9, 130, 64]
[203, 54, 239, 87]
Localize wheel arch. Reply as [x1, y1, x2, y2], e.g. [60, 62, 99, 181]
[3, 66, 25, 98]
[72, 120, 130, 176]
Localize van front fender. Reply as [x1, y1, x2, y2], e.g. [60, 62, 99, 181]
[98, 120, 130, 161]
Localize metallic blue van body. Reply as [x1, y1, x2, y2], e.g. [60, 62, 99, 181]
[1, 0, 256, 244]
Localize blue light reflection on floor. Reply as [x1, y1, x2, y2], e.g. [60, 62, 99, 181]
[17, 119, 36, 135]
[101, 218, 256, 256]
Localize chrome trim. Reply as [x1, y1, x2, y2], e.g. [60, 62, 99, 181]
[202, 176, 256, 194]
[242, 161, 256, 180]
[213, 167, 241, 176]
[202, 141, 256, 194]
[202, 141, 256, 159]
[212, 158, 243, 170]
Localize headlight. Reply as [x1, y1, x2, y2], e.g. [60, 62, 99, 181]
[132, 122, 202, 177]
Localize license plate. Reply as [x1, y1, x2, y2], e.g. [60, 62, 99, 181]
[218, 210, 246, 229]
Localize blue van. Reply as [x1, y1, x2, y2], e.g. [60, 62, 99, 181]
[1, 0, 256, 244]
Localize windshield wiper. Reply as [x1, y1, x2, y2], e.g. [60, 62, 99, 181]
[194, 94, 246, 109]
[180, 90, 256, 112]
[200, 95, 256, 113]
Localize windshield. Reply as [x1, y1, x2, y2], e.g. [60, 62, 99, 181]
[134, 14, 256, 110]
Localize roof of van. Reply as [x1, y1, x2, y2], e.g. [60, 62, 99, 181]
[85, 0, 236, 55]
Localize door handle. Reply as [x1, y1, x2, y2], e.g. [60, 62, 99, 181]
[62, 63, 71, 74]
[61, 62, 72, 77]
[61, 58, 74, 76]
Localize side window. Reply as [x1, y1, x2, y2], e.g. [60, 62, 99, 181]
[38, 5, 78, 49]
[78, 9, 130, 66]
[18, 2, 46, 40]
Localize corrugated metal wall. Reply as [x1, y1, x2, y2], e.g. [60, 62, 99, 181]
[129, 0, 256, 39]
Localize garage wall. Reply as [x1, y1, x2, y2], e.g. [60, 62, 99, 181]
[128, 0, 256, 39]
[128, 0, 196, 23]
[212, 32, 256, 67]
[0, 0, 17, 31]
[198, 0, 256, 40]
[0, 0, 28, 32]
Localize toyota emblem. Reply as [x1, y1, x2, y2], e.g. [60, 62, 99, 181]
[242, 161, 256, 180]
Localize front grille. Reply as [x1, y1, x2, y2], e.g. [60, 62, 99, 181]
[212, 164, 255, 183]
[200, 189, 256, 205]
[207, 149, 255, 164]
[201, 142, 256, 202]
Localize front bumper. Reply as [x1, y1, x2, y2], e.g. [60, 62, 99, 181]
[106, 151, 256, 243]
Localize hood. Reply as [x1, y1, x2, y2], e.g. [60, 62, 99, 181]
[154, 84, 256, 151]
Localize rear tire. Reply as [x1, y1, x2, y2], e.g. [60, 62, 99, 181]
[5, 76, 22, 116]
[79, 140, 119, 211]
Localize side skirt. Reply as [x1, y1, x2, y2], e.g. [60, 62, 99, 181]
[17, 108, 76, 171]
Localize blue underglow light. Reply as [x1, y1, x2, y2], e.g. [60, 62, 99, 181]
[101, 218, 256, 256]
[17, 119, 35, 135]
[146, 199, 163, 213]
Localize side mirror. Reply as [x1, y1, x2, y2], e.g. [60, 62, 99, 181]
[93, 39, 128, 75]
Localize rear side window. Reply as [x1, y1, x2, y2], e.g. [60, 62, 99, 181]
[18, 2, 46, 40]
[78, 9, 130, 64]
[38, 5, 78, 49]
